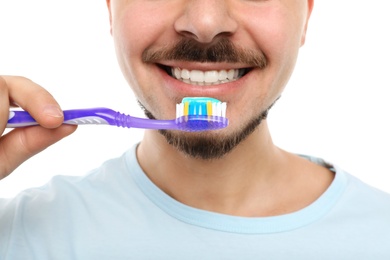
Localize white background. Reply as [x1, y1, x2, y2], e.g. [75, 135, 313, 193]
[0, 0, 389, 197]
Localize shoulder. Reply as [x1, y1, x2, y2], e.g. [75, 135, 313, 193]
[344, 171, 390, 205]
[302, 154, 390, 208]
[345, 173, 390, 207]
[331, 168, 390, 226]
[301, 154, 390, 224]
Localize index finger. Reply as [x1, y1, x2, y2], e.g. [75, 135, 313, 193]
[2, 76, 64, 128]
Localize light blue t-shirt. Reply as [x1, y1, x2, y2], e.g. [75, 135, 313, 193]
[1, 145, 390, 259]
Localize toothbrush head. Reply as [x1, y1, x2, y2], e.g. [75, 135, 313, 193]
[175, 97, 228, 132]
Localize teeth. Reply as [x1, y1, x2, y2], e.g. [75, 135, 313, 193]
[171, 67, 244, 85]
[205, 71, 219, 83]
[190, 70, 204, 82]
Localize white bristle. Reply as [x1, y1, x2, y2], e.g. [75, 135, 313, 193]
[212, 102, 217, 116]
[221, 102, 227, 118]
[217, 103, 222, 116]
[178, 103, 184, 117]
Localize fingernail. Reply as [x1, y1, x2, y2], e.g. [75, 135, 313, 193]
[43, 105, 63, 118]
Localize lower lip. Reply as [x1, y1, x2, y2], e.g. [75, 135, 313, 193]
[157, 66, 250, 100]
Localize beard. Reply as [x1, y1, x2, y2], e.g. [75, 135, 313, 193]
[139, 36, 275, 160]
[140, 99, 278, 160]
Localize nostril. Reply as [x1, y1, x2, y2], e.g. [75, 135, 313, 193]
[174, 4, 238, 44]
[177, 31, 199, 41]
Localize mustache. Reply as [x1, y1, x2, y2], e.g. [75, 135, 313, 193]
[142, 38, 267, 68]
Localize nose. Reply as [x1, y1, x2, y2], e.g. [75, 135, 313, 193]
[174, 0, 238, 43]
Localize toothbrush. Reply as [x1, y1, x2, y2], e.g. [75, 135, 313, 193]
[6, 97, 228, 132]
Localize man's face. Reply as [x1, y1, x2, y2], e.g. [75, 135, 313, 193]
[107, 0, 313, 158]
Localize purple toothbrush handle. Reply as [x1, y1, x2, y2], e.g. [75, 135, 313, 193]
[7, 111, 37, 127]
[7, 108, 228, 131]
[63, 108, 178, 129]
[6, 108, 178, 129]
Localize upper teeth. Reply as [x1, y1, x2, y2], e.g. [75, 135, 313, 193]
[171, 68, 243, 85]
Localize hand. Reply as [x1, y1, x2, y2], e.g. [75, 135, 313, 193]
[0, 76, 77, 179]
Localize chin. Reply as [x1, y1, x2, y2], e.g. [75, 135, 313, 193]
[157, 108, 268, 160]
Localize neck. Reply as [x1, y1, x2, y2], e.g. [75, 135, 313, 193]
[136, 121, 334, 217]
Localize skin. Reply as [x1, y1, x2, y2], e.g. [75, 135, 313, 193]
[107, 0, 334, 216]
[0, 76, 77, 179]
[0, 0, 334, 217]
